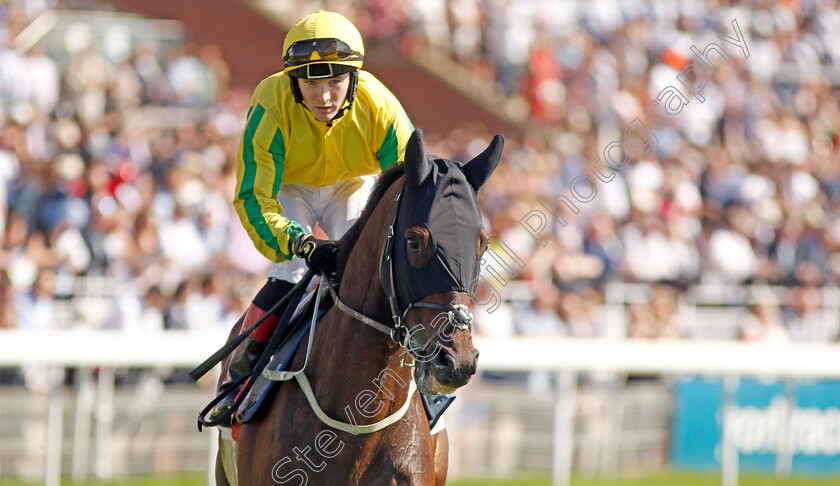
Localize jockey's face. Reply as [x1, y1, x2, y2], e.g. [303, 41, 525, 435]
[298, 72, 351, 122]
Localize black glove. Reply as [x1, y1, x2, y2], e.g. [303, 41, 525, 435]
[293, 234, 338, 276]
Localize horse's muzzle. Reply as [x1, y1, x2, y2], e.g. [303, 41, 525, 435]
[430, 345, 479, 389]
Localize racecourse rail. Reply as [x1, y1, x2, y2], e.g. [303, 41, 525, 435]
[2, 330, 840, 486]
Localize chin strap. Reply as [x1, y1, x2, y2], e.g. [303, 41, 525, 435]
[333, 70, 359, 120]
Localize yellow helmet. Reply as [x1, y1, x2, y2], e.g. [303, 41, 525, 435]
[282, 10, 364, 79]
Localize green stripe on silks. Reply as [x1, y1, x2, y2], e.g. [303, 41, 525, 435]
[402, 106, 414, 131]
[377, 124, 399, 171]
[239, 104, 282, 255]
[270, 128, 285, 198]
[269, 128, 301, 261]
[278, 221, 303, 261]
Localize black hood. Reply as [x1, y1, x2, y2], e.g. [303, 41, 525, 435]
[384, 130, 504, 313]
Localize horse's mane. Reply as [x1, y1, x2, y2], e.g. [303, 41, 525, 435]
[335, 163, 406, 277]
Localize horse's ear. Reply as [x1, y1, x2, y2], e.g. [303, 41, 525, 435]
[464, 134, 504, 192]
[405, 129, 431, 188]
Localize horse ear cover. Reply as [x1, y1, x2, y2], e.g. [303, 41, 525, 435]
[463, 134, 504, 192]
[405, 129, 432, 188]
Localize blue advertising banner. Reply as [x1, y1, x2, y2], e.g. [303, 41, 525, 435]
[671, 377, 840, 474]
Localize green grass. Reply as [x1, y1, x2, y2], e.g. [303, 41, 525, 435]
[453, 472, 840, 486]
[457, 476, 836, 485]
[572, 471, 840, 486]
[0, 477, 204, 486]
[449, 477, 551, 485]
[2, 472, 840, 486]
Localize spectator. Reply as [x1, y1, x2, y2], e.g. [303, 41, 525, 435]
[739, 300, 790, 343]
[3, 0, 840, 353]
[784, 286, 832, 342]
[514, 279, 567, 336]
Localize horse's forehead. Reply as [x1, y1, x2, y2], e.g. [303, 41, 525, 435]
[426, 157, 472, 194]
[399, 160, 481, 239]
[411, 158, 476, 206]
[430, 156, 463, 176]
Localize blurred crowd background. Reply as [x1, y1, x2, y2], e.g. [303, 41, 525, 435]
[2, 0, 840, 380]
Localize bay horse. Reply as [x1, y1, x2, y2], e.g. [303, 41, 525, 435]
[216, 130, 503, 485]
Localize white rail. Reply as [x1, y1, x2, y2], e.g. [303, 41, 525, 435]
[3, 331, 840, 486]
[0, 330, 228, 367]
[4, 331, 840, 378]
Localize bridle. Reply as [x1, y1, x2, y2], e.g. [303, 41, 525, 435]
[325, 185, 474, 366]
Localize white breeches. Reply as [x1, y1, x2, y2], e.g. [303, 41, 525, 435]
[268, 175, 376, 282]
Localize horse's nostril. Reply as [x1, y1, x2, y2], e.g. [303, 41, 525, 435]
[433, 349, 456, 373]
[473, 349, 480, 361]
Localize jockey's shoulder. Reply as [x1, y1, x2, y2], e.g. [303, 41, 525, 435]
[246, 73, 294, 117]
[355, 71, 402, 109]
[254, 72, 291, 97]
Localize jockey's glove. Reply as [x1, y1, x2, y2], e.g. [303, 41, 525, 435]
[293, 234, 338, 276]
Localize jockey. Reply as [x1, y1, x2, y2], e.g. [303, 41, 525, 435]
[208, 10, 414, 426]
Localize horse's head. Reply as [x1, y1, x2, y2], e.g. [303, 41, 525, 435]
[383, 130, 503, 396]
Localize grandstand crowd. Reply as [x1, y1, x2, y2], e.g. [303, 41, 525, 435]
[2, 0, 840, 372]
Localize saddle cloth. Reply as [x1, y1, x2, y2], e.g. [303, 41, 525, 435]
[231, 280, 453, 434]
[234, 280, 323, 424]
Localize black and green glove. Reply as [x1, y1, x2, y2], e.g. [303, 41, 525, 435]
[293, 234, 338, 276]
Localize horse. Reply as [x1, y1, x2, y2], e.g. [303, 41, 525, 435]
[215, 129, 503, 485]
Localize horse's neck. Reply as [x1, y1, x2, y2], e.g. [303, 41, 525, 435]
[309, 282, 412, 419]
[311, 182, 414, 414]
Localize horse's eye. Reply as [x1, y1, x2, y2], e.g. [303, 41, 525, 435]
[405, 226, 432, 268]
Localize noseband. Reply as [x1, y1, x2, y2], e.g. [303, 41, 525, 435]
[327, 187, 474, 366]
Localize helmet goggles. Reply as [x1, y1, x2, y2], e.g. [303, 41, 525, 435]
[284, 37, 364, 70]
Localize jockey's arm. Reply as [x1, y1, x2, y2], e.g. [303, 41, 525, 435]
[233, 104, 303, 263]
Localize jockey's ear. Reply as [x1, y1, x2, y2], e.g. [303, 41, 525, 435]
[463, 134, 504, 192]
[405, 129, 431, 188]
